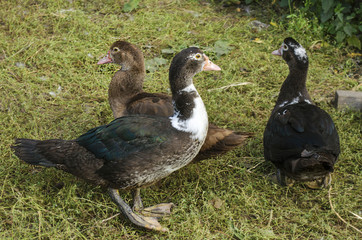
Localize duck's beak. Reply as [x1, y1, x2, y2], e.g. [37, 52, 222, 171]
[272, 46, 282, 56]
[203, 55, 221, 71]
[97, 51, 113, 64]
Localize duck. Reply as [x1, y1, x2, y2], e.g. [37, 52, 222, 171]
[97, 41, 253, 161]
[263, 37, 340, 188]
[12, 47, 221, 231]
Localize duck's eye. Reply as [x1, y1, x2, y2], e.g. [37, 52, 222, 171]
[283, 44, 288, 51]
[113, 47, 120, 52]
[195, 53, 202, 60]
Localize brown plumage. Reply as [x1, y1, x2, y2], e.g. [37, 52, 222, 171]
[98, 41, 253, 161]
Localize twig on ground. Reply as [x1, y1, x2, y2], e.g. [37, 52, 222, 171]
[349, 211, 362, 220]
[246, 161, 263, 173]
[207, 82, 252, 92]
[38, 210, 42, 237]
[227, 164, 244, 171]
[100, 213, 120, 223]
[267, 210, 273, 228]
[328, 186, 362, 234]
[7, 42, 35, 60]
[239, 157, 264, 160]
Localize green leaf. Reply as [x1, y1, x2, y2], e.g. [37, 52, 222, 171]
[347, 36, 361, 49]
[161, 48, 175, 55]
[229, 221, 245, 240]
[122, 0, 140, 13]
[145, 57, 168, 72]
[335, 21, 344, 31]
[346, 13, 355, 20]
[335, 31, 346, 43]
[279, 0, 289, 8]
[336, 12, 344, 22]
[321, 10, 333, 23]
[212, 40, 235, 58]
[258, 228, 276, 238]
[343, 24, 356, 36]
[322, 0, 334, 13]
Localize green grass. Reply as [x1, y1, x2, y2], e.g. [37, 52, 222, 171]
[1, 0, 361, 239]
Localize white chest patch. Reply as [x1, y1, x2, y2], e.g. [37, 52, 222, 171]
[279, 92, 312, 108]
[170, 84, 208, 141]
[289, 96, 300, 105]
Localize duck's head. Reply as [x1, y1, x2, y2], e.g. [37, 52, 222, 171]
[97, 41, 144, 71]
[272, 37, 308, 69]
[169, 47, 220, 93]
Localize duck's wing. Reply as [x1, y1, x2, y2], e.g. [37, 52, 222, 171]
[76, 115, 175, 161]
[126, 92, 174, 117]
[263, 103, 340, 164]
[76, 115, 190, 187]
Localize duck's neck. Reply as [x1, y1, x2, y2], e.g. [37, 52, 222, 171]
[169, 67, 201, 119]
[108, 66, 145, 118]
[169, 73, 208, 141]
[274, 63, 311, 111]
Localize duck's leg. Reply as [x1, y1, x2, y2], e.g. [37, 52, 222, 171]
[132, 188, 174, 217]
[108, 188, 168, 232]
[276, 169, 294, 187]
[132, 188, 144, 212]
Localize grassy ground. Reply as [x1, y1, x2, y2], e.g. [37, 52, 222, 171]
[0, 0, 361, 239]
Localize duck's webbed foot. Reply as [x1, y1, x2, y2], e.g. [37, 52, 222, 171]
[108, 188, 168, 232]
[132, 188, 174, 218]
[304, 173, 332, 189]
[141, 203, 174, 217]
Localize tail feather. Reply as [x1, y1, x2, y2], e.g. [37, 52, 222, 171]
[285, 152, 337, 181]
[12, 138, 109, 186]
[219, 131, 254, 149]
[295, 153, 335, 172]
[12, 138, 58, 167]
[194, 124, 254, 162]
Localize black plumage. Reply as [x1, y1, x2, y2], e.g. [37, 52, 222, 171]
[12, 47, 220, 231]
[263, 38, 340, 188]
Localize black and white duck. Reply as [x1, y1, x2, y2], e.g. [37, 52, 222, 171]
[12, 47, 221, 231]
[97, 41, 253, 161]
[263, 37, 340, 188]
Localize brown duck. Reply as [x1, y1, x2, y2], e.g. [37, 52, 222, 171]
[98, 41, 253, 161]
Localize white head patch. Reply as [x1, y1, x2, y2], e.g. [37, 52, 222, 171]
[294, 46, 307, 62]
[288, 42, 307, 63]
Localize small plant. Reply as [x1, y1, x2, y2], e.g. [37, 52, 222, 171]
[320, 0, 361, 49]
[122, 0, 140, 13]
[282, 0, 361, 49]
[220, 0, 361, 49]
[205, 40, 235, 59]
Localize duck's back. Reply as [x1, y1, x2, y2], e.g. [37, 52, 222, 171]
[263, 102, 340, 180]
[126, 92, 173, 117]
